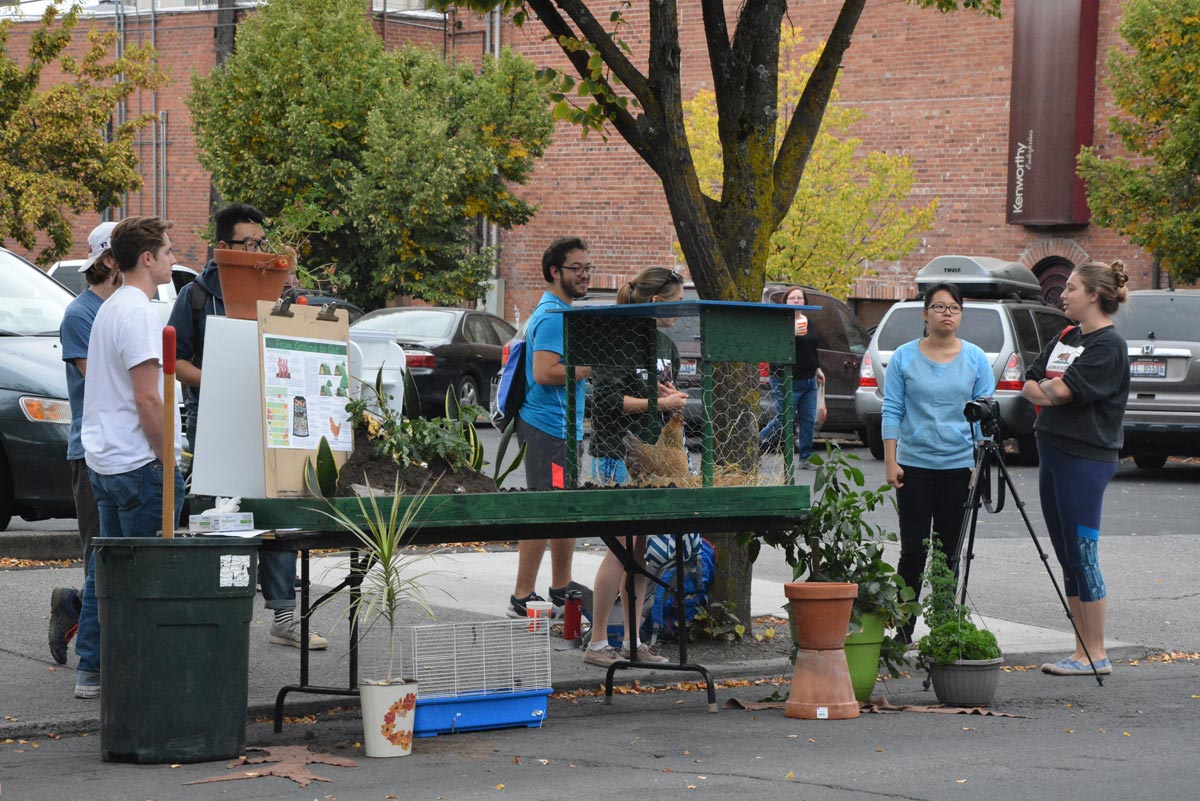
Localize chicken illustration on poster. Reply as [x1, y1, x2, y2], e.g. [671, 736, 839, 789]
[262, 334, 352, 451]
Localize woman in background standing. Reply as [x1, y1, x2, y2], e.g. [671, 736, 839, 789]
[759, 286, 825, 466]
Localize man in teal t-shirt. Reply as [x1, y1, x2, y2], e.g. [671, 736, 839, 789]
[507, 237, 593, 619]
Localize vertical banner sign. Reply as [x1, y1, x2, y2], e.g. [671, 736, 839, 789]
[1006, 0, 1099, 226]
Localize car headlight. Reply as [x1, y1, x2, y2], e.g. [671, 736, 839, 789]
[19, 396, 71, 424]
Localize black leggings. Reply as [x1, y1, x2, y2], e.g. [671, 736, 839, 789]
[896, 465, 972, 638]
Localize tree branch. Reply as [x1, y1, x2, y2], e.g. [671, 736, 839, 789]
[772, 0, 867, 228]
[525, 0, 654, 165]
[553, 0, 652, 105]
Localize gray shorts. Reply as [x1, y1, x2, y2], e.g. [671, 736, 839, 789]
[517, 418, 580, 490]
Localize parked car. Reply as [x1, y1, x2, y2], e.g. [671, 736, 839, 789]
[855, 256, 1071, 463]
[350, 307, 516, 416]
[1112, 289, 1200, 469]
[49, 258, 187, 305]
[0, 248, 77, 530]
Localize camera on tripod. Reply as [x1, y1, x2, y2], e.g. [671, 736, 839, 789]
[963, 397, 1001, 436]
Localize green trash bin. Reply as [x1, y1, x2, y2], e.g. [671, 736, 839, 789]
[96, 536, 259, 764]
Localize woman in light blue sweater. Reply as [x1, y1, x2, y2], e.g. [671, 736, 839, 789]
[882, 283, 995, 640]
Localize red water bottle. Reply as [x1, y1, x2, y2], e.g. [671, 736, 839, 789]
[563, 590, 583, 640]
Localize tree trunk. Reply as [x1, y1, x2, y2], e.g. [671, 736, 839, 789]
[708, 532, 754, 628]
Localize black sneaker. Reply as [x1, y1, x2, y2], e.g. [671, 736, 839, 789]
[548, 581, 594, 622]
[506, 592, 561, 619]
[48, 587, 81, 665]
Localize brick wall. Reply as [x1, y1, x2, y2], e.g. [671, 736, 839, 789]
[7, 1, 1154, 324]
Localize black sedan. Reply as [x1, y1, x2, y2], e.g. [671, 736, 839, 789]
[1, 248, 76, 530]
[351, 307, 516, 417]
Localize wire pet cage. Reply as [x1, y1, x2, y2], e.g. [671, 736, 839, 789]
[397, 620, 552, 737]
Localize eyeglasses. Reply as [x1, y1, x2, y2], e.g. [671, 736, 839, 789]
[560, 263, 595, 276]
[927, 303, 963, 315]
[228, 237, 270, 253]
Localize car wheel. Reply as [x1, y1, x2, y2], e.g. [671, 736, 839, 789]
[0, 452, 13, 532]
[1132, 451, 1168, 470]
[866, 423, 885, 461]
[457, 375, 481, 412]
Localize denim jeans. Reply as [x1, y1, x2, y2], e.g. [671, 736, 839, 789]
[76, 461, 184, 676]
[258, 550, 297, 611]
[759, 375, 820, 459]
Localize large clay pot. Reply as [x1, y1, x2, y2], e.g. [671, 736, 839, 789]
[784, 582, 859, 720]
[359, 679, 418, 758]
[214, 248, 290, 320]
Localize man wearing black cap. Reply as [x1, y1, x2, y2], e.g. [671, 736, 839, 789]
[48, 221, 123, 667]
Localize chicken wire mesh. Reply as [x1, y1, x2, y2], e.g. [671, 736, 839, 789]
[560, 301, 801, 488]
[376, 620, 553, 700]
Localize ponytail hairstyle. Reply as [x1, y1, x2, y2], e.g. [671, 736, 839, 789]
[1074, 260, 1129, 315]
[617, 266, 684, 305]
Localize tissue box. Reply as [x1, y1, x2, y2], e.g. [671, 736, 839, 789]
[189, 512, 255, 532]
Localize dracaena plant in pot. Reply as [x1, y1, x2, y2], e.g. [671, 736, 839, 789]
[917, 540, 1002, 708]
[305, 438, 442, 757]
[744, 443, 917, 714]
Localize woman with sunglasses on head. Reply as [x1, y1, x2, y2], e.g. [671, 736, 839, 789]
[1022, 261, 1129, 677]
[582, 266, 690, 668]
[881, 282, 995, 640]
[759, 286, 826, 466]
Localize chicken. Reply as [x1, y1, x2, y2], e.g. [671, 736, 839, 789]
[623, 414, 689, 485]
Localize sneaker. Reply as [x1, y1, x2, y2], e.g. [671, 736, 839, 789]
[74, 671, 100, 700]
[583, 645, 625, 668]
[548, 581, 594, 622]
[1041, 656, 1111, 676]
[505, 592, 562, 620]
[621, 642, 670, 664]
[49, 587, 81, 665]
[270, 620, 329, 650]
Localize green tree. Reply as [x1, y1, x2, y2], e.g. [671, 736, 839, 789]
[1077, 0, 1200, 284]
[0, 5, 164, 264]
[685, 27, 936, 300]
[188, 0, 552, 309]
[435, 0, 997, 626]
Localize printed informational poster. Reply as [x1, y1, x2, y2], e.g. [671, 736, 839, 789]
[262, 334, 352, 451]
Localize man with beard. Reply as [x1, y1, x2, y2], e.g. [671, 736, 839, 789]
[506, 237, 594, 619]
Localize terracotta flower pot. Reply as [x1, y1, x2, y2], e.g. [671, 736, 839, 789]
[214, 248, 291, 320]
[783, 581, 859, 720]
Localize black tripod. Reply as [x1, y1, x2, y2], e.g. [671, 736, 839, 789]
[955, 422, 1105, 687]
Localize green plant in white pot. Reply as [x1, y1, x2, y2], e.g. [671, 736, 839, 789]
[306, 440, 441, 757]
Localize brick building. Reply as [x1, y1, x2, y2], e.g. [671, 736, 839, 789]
[6, 0, 1152, 327]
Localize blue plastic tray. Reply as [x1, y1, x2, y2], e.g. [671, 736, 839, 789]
[413, 689, 551, 738]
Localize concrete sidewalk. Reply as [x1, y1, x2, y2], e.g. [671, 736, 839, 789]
[0, 550, 1148, 741]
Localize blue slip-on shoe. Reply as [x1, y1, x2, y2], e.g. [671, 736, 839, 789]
[1042, 656, 1112, 676]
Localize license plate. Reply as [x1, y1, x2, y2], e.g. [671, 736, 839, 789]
[1130, 358, 1166, 378]
[679, 359, 698, 376]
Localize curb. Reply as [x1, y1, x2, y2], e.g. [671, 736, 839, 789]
[0, 532, 79, 561]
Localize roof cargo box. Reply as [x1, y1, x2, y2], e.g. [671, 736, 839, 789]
[916, 256, 1043, 299]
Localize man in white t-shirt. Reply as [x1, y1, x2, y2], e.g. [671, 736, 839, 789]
[73, 217, 184, 700]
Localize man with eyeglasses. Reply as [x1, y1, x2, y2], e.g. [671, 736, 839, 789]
[167, 202, 328, 652]
[506, 236, 594, 620]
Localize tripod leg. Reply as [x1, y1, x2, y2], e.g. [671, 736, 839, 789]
[992, 455, 1105, 687]
[955, 446, 990, 607]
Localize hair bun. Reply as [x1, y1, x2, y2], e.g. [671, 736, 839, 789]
[1110, 259, 1129, 287]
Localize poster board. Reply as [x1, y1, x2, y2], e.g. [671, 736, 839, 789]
[256, 299, 353, 497]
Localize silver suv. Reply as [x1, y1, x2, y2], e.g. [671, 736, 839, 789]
[854, 256, 1071, 464]
[1113, 289, 1200, 469]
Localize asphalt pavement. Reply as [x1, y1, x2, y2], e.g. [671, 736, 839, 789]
[1, 443, 1197, 799]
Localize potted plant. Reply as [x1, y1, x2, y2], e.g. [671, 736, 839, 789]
[306, 440, 440, 757]
[747, 443, 917, 716]
[213, 244, 294, 320]
[916, 541, 1003, 707]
